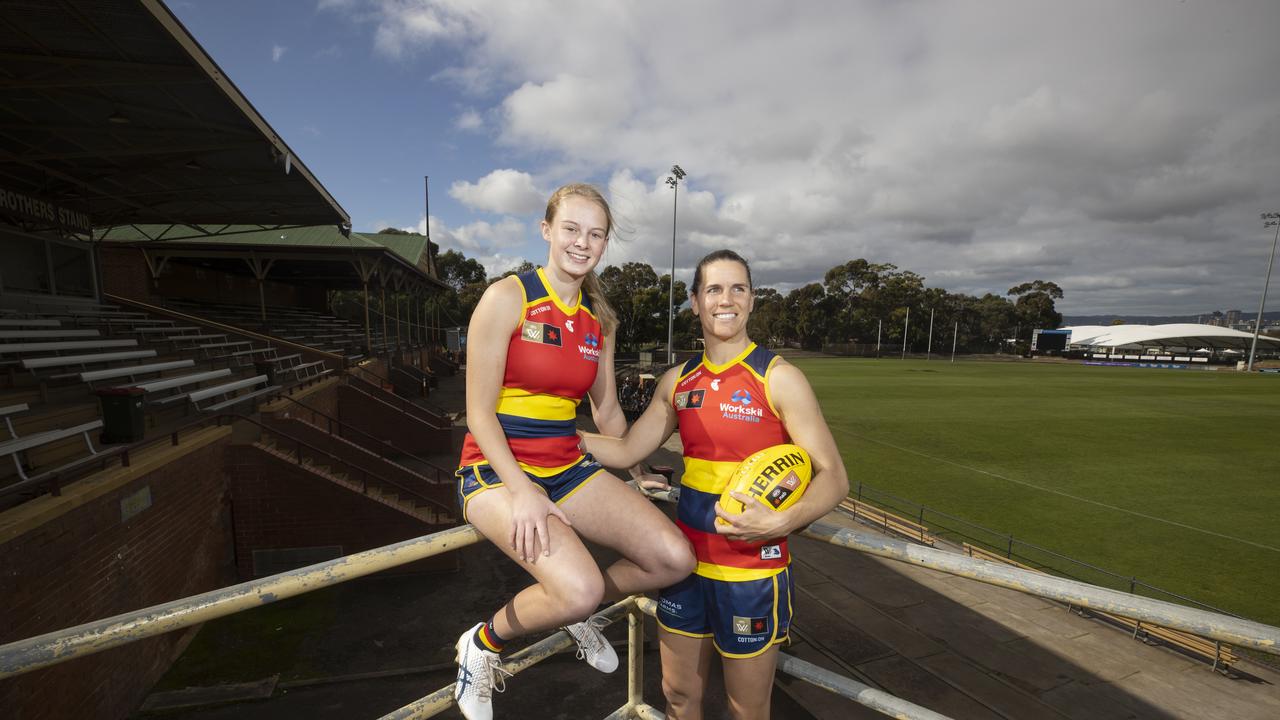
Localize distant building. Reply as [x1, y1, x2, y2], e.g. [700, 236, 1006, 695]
[1226, 309, 1242, 325]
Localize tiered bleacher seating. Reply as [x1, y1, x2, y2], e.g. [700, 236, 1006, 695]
[163, 299, 400, 361]
[0, 298, 327, 505]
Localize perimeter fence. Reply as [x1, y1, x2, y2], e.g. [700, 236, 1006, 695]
[851, 481, 1244, 621]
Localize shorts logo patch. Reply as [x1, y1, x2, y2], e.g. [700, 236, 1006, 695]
[760, 544, 782, 560]
[521, 321, 562, 346]
[733, 616, 769, 635]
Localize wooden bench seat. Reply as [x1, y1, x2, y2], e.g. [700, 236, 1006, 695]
[197, 341, 252, 353]
[187, 374, 279, 413]
[130, 325, 200, 335]
[0, 329, 101, 340]
[167, 334, 227, 343]
[23, 350, 157, 372]
[136, 368, 235, 406]
[80, 359, 195, 384]
[0, 339, 138, 355]
[1, 403, 29, 440]
[0, 319, 63, 328]
[0, 420, 109, 482]
[841, 499, 937, 545]
[202, 385, 281, 412]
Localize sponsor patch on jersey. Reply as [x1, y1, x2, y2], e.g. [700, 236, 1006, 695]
[675, 388, 706, 410]
[759, 544, 783, 560]
[733, 615, 769, 635]
[521, 321, 562, 346]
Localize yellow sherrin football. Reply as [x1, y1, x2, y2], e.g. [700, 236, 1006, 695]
[716, 444, 812, 524]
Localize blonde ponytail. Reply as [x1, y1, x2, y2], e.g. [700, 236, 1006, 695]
[582, 270, 617, 337]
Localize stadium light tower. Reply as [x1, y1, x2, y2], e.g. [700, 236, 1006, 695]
[1247, 212, 1280, 371]
[665, 165, 686, 365]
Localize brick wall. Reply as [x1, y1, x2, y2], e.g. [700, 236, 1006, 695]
[100, 246, 159, 303]
[0, 436, 234, 720]
[226, 445, 454, 579]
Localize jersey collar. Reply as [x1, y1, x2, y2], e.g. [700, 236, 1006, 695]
[537, 266, 583, 315]
[701, 342, 756, 375]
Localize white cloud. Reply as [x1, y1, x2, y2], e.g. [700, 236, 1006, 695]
[454, 109, 483, 131]
[271, 44, 286, 62]
[332, 0, 1280, 314]
[449, 170, 544, 215]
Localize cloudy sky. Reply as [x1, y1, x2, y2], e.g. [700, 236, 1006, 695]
[171, 0, 1280, 316]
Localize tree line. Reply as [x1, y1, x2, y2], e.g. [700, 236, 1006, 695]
[431, 249, 1064, 355]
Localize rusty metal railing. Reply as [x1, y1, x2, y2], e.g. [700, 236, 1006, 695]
[3, 516, 1279, 718]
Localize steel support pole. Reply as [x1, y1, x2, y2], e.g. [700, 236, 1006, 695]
[667, 181, 678, 365]
[927, 308, 934, 360]
[1247, 216, 1279, 371]
[902, 307, 910, 360]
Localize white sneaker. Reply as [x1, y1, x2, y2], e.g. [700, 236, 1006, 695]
[454, 623, 511, 720]
[563, 616, 618, 673]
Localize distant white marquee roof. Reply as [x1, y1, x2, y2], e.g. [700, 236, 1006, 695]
[1062, 324, 1280, 350]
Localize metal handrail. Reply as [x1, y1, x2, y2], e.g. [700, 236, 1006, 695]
[243, 412, 454, 516]
[5, 519, 1279, 716]
[344, 373, 451, 430]
[0, 526, 483, 679]
[272, 393, 453, 483]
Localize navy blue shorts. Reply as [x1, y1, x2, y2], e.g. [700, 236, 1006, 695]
[455, 455, 605, 522]
[656, 567, 794, 658]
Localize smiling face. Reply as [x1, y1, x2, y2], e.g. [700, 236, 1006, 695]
[691, 259, 754, 344]
[542, 194, 609, 278]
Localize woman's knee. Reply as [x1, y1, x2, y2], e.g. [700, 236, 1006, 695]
[656, 532, 697, 579]
[662, 674, 702, 713]
[545, 570, 605, 618]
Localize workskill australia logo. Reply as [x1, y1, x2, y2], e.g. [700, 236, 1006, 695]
[521, 321, 562, 346]
[720, 388, 764, 423]
[578, 332, 601, 362]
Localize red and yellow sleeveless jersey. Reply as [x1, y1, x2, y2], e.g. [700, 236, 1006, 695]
[672, 343, 791, 581]
[458, 268, 603, 475]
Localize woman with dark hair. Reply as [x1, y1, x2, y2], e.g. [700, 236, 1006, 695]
[584, 249, 849, 720]
[451, 184, 695, 720]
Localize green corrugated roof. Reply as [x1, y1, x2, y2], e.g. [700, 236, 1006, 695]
[99, 224, 429, 266]
[358, 232, 429, 266]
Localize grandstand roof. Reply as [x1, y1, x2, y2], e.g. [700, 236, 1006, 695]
[99, 224, 444, 292]
[1063, 323, 1280, 350]
[0, 0, 349, 234]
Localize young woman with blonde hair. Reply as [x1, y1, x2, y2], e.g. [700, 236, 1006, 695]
[451, 183, 696, 720]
